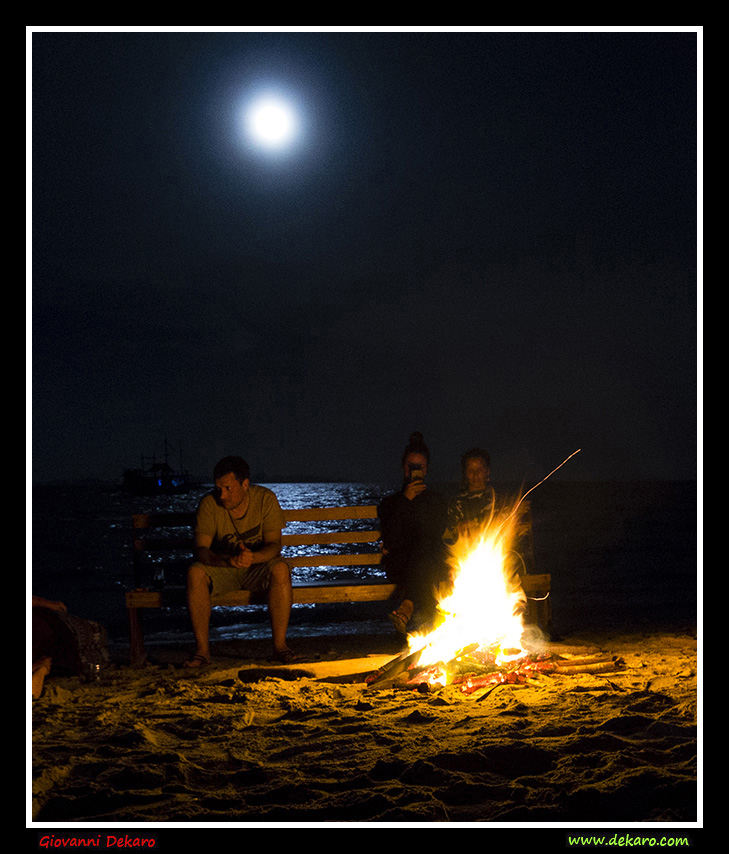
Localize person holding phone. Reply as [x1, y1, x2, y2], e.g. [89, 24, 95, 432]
[377, 432, 450, 635]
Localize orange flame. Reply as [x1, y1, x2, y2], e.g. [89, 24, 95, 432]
[407, 503, 528, 680]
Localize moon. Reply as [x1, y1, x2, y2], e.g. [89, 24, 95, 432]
[244, 95, 299, 150]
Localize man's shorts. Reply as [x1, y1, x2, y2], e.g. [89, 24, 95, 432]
[193, 557, 288, 597]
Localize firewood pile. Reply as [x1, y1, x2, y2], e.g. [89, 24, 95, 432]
[365, 642, 626, 697]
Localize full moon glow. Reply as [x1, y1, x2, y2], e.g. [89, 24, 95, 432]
[244, 95, 298, 150]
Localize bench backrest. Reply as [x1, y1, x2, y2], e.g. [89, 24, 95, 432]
[131, 499, 536, 586]
[132, 505, 383, 587]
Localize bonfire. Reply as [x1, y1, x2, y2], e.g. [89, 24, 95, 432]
[408, 498, 530, 682]
[367, 450, 626, 696]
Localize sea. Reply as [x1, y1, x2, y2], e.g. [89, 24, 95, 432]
[30, 480, 700, 652]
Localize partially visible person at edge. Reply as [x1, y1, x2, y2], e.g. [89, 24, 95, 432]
[445, 448, 496, 543]
[32, 596, 66, 699]
[185, 456, 297, 668]
[32, 596, 109, 698]
[377, 432, 450, 636]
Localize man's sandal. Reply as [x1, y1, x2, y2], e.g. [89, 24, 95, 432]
[183, 653, 211, 669]
[274, 648, 302, 664]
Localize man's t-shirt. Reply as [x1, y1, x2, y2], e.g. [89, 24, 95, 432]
[195, 484, 286, 559]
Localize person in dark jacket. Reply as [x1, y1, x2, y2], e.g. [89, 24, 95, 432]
[378, 432, 449, 635]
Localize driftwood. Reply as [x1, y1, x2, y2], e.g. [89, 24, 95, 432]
[548, 654, 617, 667]
[523, 654, 626, 675]
[552, 658, 626, 675]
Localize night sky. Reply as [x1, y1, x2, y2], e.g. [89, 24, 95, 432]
[30, 28, 699, 486]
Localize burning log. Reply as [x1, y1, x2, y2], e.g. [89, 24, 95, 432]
[365, 647, 424, 688]
[404, 663, 447, 687]
[364, 647, 628, 697]
[386, 648, 629, 695]
[445, 657, 502, 680]
[365, 642, 482, 689]
[461, 670, 527, 694]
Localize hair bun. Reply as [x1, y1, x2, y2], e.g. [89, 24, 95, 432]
[402, 431, 430, 465]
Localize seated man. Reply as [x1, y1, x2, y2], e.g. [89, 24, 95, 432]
[185, 455, 297, 667]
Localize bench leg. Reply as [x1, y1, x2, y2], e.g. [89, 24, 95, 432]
[127, 605, 147, 667]
[524, 594, 552, 637]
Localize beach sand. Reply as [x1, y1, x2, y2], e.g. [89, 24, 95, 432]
[30, 626, 698, 825]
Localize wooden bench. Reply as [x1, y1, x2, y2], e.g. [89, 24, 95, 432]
[125, 502, 551, 665]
